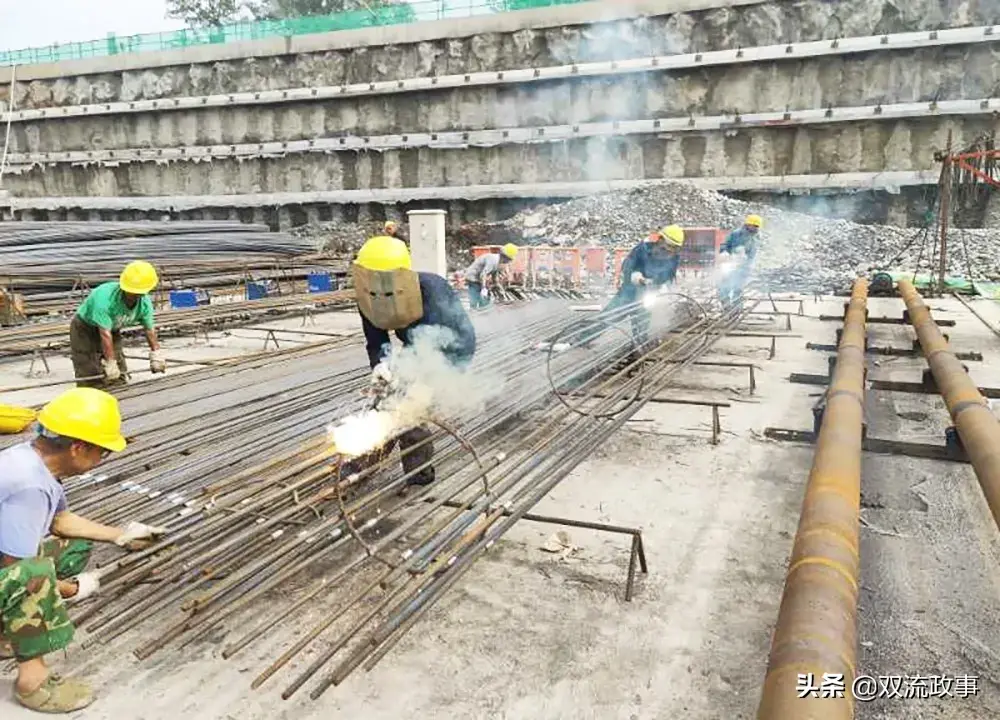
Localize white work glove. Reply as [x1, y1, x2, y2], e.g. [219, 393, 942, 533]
[149, 349, 166, 374]
[480, 286, 489, 299]
[370, 362, 393, 386]
[115, 521, 168, 550]
[630, 271, 648, 286]
[101, 357, 121, 381]
[67, 571, 100, 604]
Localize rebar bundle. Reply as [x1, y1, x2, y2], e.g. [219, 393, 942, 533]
[28, 288, 754, 699]
[0, 290, 354, 357]
[0, 220, 331, 317]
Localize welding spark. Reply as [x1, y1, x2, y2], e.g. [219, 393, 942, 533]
[329, 409, 396, 458]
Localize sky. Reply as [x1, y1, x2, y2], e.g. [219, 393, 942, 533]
[0, 0, 188, 52]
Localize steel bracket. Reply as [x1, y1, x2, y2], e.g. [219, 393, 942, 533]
[812, 404, 868, 439]
[835, 327, 869, 349]
[922, 365, 968, 390]
[945, 426, 964, 454]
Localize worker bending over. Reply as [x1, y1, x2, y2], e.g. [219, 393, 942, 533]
[718, 214, 762, 309]
[351, 235, 476, 486]
[383, 220, 406, 243]
[70, 261, 165, 388]
[463, 243, 519, 309]
[0, 388, 165, 713]
[578, 225, 684, 349]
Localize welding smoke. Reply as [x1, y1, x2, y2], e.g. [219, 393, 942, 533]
[330, 325, 504, 458]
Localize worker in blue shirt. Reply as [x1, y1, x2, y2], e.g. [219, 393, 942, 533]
[576, 225, 684, 349]
[718, 214, 762, 308]
[349, 234, 476, 487]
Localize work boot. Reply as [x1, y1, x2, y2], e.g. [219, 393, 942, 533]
[15, 674, 94, 714]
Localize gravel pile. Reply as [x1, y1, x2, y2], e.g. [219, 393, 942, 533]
[289, 220, 372, 256]
[490, 181, 1000, 293]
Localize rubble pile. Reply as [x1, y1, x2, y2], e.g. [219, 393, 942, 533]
[289, 220, 372, 256]
[493, 181, 1000, 293]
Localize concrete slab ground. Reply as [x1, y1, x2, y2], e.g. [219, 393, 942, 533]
[1, 296, 998, 719]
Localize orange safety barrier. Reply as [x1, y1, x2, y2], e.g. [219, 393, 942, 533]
[471, 229, 724, 289]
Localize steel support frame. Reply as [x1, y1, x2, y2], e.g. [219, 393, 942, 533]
[430, 499, 648, 602]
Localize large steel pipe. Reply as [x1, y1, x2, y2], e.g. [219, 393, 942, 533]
[758, 278, 868, 720]
[899, 280, 1000, 530]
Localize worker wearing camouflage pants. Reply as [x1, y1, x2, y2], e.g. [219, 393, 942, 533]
[0, 388, 166, 714]
[0, 537, 93, 659]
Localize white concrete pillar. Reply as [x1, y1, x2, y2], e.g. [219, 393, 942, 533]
[408, 209, 448, 276]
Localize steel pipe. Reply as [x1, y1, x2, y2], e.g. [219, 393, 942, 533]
[758, 278, 868, 720]
[900, 280, 1000, 530]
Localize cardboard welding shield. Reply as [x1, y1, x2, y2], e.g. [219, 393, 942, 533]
[353, 265, 423, 330]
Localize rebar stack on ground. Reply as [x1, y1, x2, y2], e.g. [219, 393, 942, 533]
[0, 289, 355, 358]
[0, 220, 334, 317]
[27, 289, 756, 699]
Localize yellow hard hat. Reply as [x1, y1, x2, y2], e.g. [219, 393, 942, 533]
[501, 243, 518, 260]
[0, 404, 37, 434]
[119, 260, 158, 295]
[36, 388, 127, 452]
[661, 225, 685, 247]
[745, 214, 763, 228]
[355, 235, 411, 272]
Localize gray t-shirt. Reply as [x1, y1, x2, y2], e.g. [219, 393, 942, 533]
[464, 253, 502, 283]
[0, 443, 67, 558]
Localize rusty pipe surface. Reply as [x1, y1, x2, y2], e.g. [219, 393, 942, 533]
[899, 280, 1000, 530]
[758, 278, 868, 720]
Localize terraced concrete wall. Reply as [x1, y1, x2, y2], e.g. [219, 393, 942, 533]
[2, 0, 999, 226]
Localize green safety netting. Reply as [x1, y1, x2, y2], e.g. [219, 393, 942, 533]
[972, 282, 1000, 300]
[1, 0, 589, 66]
[884, 271, 975, 293]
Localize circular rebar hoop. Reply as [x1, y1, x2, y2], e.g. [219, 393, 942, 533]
[544, 290, 710, 419]
[426, 416, 492, 510]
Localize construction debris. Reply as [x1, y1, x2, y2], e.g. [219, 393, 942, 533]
[484, 182, 1000, 293]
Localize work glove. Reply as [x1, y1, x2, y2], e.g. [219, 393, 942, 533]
[480, 286, 489, 299]
[115, 521, 168, 550]
[149, 349, 166, 374]
[66, 571, 100, 604]
[630, 271, 648, 286]
[101, 357, 121, 381]
[370, 362, 393, 387]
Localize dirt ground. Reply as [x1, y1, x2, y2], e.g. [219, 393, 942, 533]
[1, 295, 998, 718]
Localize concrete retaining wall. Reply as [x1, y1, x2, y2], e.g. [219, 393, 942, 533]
[5, 44, 995, 156]
[3, 116, 991, 199]
[3, 0, 999, 225]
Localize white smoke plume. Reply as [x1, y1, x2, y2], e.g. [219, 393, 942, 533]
[330, 325, 504, 458]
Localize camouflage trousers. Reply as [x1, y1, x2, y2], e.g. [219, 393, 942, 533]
[0, 538, 93, 660]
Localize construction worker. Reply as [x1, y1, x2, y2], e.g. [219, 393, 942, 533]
[718, 214, 762, 308]
[382, 220, 406, 243]
[70, 261, 165, 388]
[350, 234, 476, 486]
[575, 226, 684, 349]
[0, 388, 165, 713]
[463, 243, 519, 309]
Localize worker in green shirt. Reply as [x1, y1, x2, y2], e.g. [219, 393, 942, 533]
[70, 261, 165, 388]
